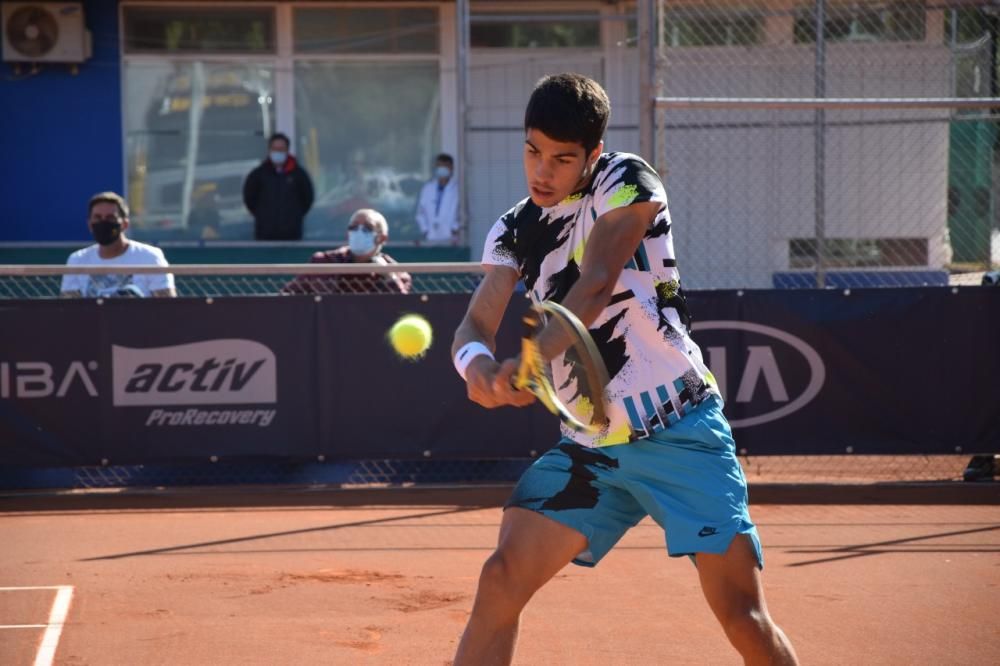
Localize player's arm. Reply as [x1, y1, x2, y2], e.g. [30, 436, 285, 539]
[452, 264, 534, 409]
[536, 201, 660, 360]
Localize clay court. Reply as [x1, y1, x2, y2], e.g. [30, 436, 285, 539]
[1, 486, 997, 665]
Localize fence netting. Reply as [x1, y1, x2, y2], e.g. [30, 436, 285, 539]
[653, 0, 999, 289]
[0, 454, 985, 491]
[0, 265, 485, 299]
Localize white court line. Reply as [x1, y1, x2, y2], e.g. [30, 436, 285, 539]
[0, 587, 66, 591]
[0, 624, 47, 629]
[34, 585, 74, 666]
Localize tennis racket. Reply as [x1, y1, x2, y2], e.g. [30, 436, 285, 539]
[512, 300, 610, 433]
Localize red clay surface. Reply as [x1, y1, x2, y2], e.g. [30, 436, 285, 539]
[1, 487, 998, 665]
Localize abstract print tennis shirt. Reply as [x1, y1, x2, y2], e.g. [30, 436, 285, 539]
[483, 152, 719, 448]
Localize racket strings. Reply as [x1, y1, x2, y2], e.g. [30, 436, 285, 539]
[553, 335, 606, 429]
[543, 305, 610, 432]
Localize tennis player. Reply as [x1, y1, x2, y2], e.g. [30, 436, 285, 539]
[450, 73, 799, 664]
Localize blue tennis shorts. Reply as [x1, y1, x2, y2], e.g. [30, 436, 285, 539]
[506, 395, 762, 568]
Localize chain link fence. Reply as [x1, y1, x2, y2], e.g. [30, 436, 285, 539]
[0, 263, 485, 299]
[653, 0, 1000, 289]
[1, 454, 986, 491]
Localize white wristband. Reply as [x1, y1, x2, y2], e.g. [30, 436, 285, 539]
[454, 341, 495, 380]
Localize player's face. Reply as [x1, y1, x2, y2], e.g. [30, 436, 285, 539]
[523, 129, 602, 208]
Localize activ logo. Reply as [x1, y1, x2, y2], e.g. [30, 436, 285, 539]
[112, 339, 277, 407]
[691, 321, 825, 428]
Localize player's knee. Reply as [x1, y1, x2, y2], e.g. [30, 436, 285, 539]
[478, 551, 514, 592]
[476, 550, 531, 606]
[719, 606, 772, 646]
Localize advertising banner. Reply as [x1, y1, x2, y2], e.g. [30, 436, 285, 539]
[1, 298, 317, 465]
[0, 301, 103, 465]
[686, 289, 1000, 454]
[315, 293, 553, 460]
[1, 288, 997, 466]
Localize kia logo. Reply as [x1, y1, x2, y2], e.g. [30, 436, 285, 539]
[691, 321, 825, 428]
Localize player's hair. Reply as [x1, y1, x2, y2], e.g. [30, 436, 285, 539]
[524, 73, 610, 154]
[435, 153, 454, 166]
[88, 191, 129, 219]
[351, 208, 389, 237]
[268, 132, 291, 148]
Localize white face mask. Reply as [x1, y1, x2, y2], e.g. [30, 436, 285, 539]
[269, 150, 287, 165]
[348, 228, 377, 255]
[434, 165, 452, 180]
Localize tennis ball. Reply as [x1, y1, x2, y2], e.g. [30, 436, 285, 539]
[389, 314, 433, 359]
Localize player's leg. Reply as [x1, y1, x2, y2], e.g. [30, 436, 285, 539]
[620, 394, 797, 663]
[453, 506, 587, 666]
[455, 442, 645, 665]
[695, 535, 799, 665]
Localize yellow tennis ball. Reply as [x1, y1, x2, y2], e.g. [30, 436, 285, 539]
[389, 314, 433, 359]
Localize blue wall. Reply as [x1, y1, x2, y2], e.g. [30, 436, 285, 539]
[0, 0, 122, 241]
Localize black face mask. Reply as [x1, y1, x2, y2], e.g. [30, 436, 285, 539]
[91, 220, 123, 246]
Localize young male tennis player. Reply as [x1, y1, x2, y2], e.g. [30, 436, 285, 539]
[450, 73, 799, 665]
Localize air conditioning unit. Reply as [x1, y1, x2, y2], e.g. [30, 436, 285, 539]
[2, 2, 91, 63]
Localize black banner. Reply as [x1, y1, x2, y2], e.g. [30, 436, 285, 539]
[315, 294, 552, 460]
[1, 298, 317, 465]
[1, 288, 997, 466]
[686, 289, 1000, 455]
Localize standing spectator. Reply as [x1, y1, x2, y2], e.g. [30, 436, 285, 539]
[243, 132, 315, 240]
[282, 208, 411, 295]
[61, 192, 176, 298]
[415, 153, 460, 242]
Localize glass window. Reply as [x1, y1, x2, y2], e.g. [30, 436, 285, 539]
[471, 14, 600, 48]
[294, 7, 438, 54]
[294, 62, 439, 241]
[789, 238, 928, 269]
[663, 12, 763, 47]
[794, 2, 926, 44]
[124, 61, 275, 241]
[123, 7, 275, 54]
[946, 8, 1000, 99]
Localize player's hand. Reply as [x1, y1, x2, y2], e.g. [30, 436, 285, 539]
[465, 356, 535, 409]
[494, 357, 535, 407]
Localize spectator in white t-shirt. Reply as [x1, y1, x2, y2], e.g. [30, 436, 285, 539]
[60, 192, 176, 298]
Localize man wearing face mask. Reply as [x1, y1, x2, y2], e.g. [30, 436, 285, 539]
[243, 132, 315, 240]
[60, 192, 176, 298]
[281, 208, 411, 295]
[415, 153, 460, 243]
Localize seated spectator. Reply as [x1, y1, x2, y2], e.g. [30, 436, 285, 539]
[282, 208, 411, 295]
[61, 192, 176, 298]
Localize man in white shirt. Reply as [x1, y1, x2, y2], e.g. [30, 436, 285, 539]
[415, 153, 460, 242]
[61, 192, 176, 298]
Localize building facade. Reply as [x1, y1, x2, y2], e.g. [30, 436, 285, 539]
[1, 1, 994, 287]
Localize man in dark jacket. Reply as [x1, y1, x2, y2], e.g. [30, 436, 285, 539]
[243, 132, 315, 240]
